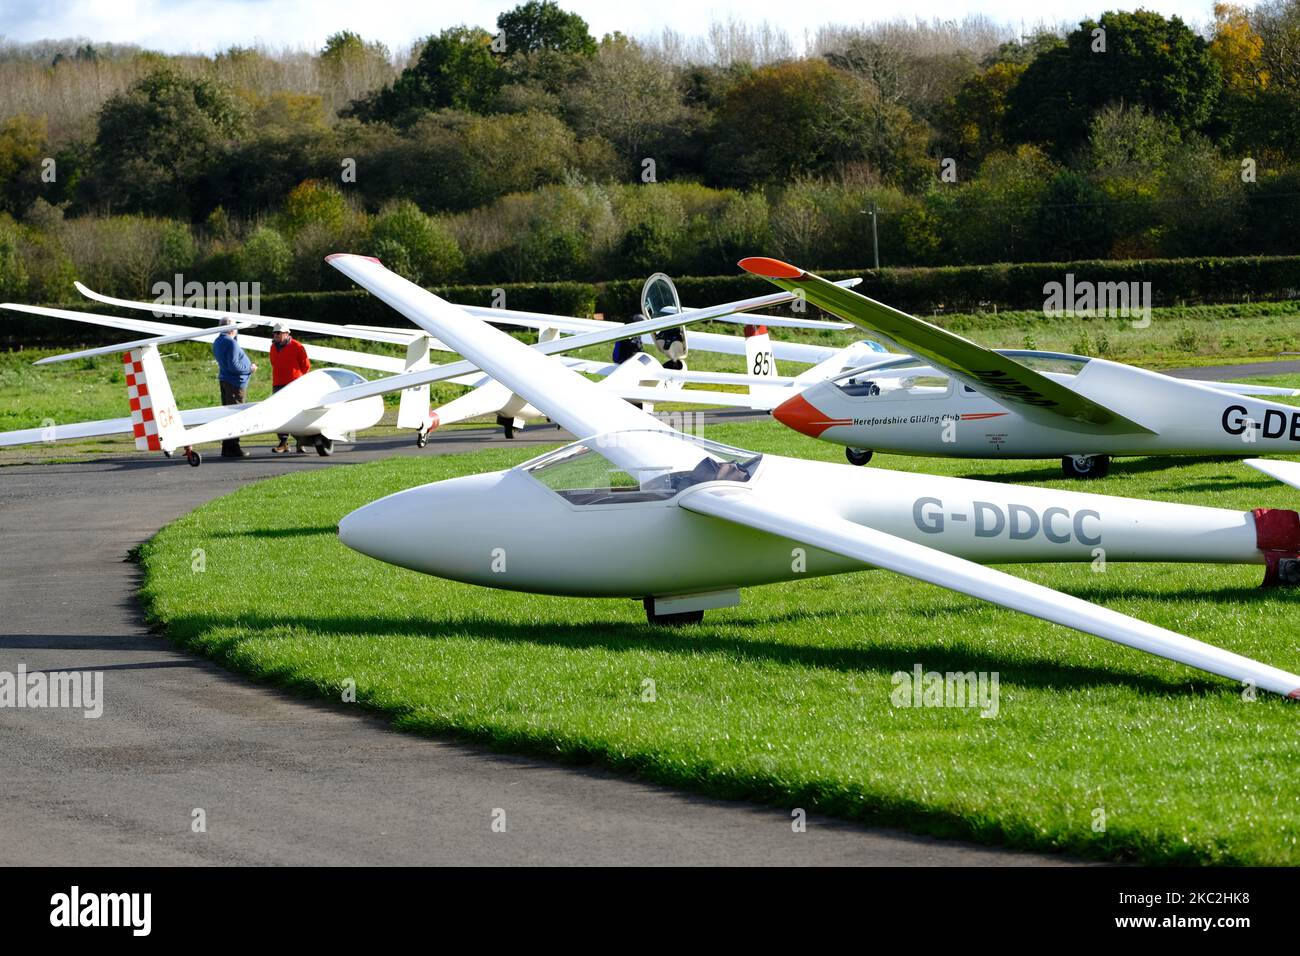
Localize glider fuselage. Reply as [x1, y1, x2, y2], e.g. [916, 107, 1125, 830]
[156, 367, 386, 452]
[338, 450, 1272, 600]
[780, 355, 1300, 459]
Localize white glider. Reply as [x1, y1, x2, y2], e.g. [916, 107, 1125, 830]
[17, 278, 858, 442]
[0, 320, 389, 463]
[411, 272, 865, 438]
[327, 252, 1300, 700]
[736, 257, 1300, 477]
[0, 275, 834, 461]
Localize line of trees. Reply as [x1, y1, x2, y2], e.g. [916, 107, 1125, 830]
[0, 1, 1299, 301]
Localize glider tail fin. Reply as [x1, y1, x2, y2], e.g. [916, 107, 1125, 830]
[744, 324, 785, 407]
[396, 333, 433, 432]
[123, 344, 185, 451]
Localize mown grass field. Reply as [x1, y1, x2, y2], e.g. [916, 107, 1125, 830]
[136, 420, 1300, 865]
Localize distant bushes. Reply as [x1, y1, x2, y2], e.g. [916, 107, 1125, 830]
[439, 171, 1300, 284]
[0, 180, 474, 300]
[447, 182, 777, 282]
[597, 255, 1300, 317]
[5, 172, 1300, 315]
[369, 199, 464, 284]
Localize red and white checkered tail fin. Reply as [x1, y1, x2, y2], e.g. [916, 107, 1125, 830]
[123, 344, 185, 452]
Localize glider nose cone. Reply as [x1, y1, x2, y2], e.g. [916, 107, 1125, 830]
[338, 493, 413, 565]
[773, 392, 838, 439]
[339, 472, 506, 575]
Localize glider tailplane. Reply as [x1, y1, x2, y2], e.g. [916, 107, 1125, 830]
[123, 344, 185, 452]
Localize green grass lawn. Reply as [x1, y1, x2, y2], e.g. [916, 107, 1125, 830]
[136, 421, 1300, 865]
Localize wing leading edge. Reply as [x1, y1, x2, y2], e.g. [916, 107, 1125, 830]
[0, 402, 247, 448]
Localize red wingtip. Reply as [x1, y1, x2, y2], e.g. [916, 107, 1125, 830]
[325, 253, 383, 265]
[739, 257, 805, 280]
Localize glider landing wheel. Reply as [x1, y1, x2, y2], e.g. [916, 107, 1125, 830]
[415, 431, 428, 448]
[1062, 454, 1110, 479]
[642, 598, 705, 626]
[845, 447, 873, 466]
[186, 449, 202, 468]
[496, 414, 516, 440]
[315, 437, 334, 457]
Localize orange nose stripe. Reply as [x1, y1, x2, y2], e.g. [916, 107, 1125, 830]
[772, 393, 852, 438]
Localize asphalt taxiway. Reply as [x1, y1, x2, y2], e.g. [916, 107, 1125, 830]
[0, 423, 1084, 865]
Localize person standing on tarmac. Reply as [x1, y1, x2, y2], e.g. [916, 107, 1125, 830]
[268, 322, 311, 454]
[211, 318, 256, 458]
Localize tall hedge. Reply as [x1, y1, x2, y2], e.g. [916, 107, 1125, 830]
[598, 256, 1300, 317]
[8, 254, 1300, 349]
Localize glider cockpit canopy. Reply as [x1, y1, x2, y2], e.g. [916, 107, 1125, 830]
[322, 368, 367, 387]
[520, 430, 761, 506]
[642, 272, 688, 360]
[829, 349, 1096, 398]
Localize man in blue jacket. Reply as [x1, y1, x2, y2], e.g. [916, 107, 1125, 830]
[212, 319, 258, 458]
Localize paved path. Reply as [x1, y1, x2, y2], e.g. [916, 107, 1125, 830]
[0, 424, 1081, 865]
[1165, 359, 1300, 380]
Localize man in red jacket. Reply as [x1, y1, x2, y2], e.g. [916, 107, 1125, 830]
[269, 322, 311, 453]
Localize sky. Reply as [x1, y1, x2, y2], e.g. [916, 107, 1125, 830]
[0, 0, 1236, 57]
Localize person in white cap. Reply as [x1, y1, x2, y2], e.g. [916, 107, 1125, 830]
[212, 317, 257, 458]
[268, 321, 311, 453]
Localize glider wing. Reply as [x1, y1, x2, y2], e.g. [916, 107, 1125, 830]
[326, 254, 669, 439]
[2, 302, 406, 373]
[74, 282, 424, 347]
[316, 263, 826, 410]
[679, 484, 1300, 697]
[0, 402, 246, 448]
[34, 321, 262, 364]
